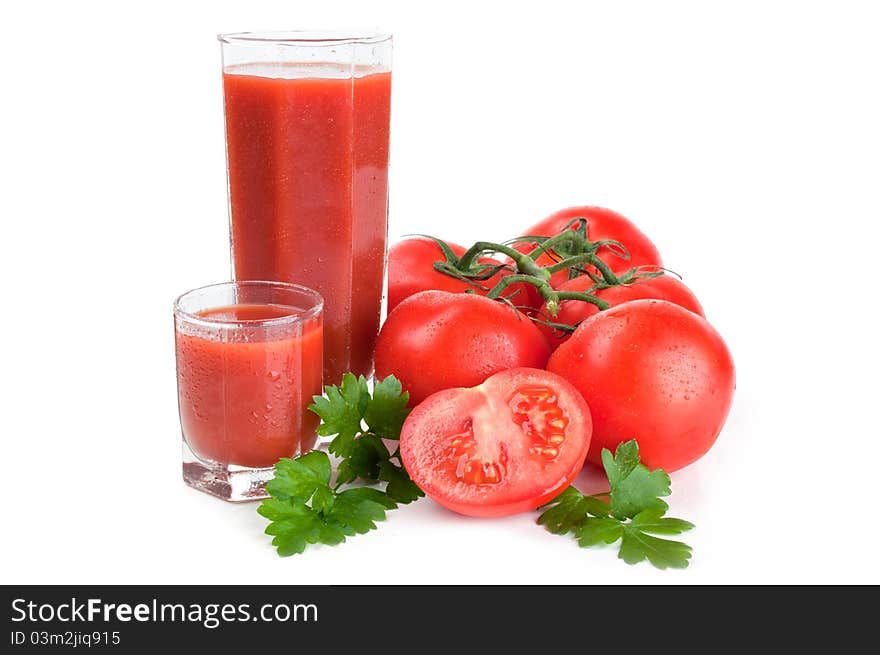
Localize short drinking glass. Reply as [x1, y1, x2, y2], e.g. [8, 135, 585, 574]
[174, 281, 323, 501]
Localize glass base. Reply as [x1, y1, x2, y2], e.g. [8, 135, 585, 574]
[182, 441, 274, 502]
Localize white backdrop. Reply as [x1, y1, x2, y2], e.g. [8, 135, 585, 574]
[2, 0, 878, 584]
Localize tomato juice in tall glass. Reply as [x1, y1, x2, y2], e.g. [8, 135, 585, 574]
[220, 32, 392, 384]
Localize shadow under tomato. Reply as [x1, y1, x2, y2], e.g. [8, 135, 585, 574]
[571, 461, 611, 496]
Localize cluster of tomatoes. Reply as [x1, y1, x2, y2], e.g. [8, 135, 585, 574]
[374, 206, 735, 518]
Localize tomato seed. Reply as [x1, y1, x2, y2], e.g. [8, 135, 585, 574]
[508, 386, 568, 461]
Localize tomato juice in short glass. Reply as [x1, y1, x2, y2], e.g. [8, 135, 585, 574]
[219, 31, 392, 384]
[174, 281, 323, 501]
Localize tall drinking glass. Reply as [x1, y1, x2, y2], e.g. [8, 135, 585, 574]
[219, 31, 392, 384]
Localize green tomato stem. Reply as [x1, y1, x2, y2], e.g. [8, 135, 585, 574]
[425, 235, 612, 319]
[556, 291, 610, 310]
[545, 252, 620, 286]
[457, 241, 550, 282]
[526, 229, 589, 262]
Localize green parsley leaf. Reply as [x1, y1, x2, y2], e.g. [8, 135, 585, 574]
[264, 451, 332, 502]
[602, 441, 670, 519]
[364, 375, 411, 440]
[628, 508, 695, 536]
[329, 487, 398, 534]
[258, 451, 399, 557]
[260, 375, 421, 556]
[536, 439, 694, 570]
[335, 433, 388, 485]
[259, 501, 324, 556]
[574, 517, 624, 546]
[311, 374, 422, 501]
[311, 485, 336, 515]
[378, 458, 423, 504]
[309, 373, 370, 457]
[537, 487, 611, 535]
[603, 439, 641, 483]
[618, 509, 694, 569]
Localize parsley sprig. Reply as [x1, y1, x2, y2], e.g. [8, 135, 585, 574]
[258, 374, 421, 556]
[311, 373, 421, 503]
[538, 440, 695, 569]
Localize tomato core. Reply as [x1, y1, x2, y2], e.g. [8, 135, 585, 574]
[442, 384, 571, 488]
[510, 385, 570, 460]
[448, 420, 507, 485]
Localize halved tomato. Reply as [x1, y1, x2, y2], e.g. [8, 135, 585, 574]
[400, 368, 592, 517]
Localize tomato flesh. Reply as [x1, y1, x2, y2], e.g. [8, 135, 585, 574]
[400, 368, 592, 517]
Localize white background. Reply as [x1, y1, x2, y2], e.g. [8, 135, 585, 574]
[2, 0, 878, 585]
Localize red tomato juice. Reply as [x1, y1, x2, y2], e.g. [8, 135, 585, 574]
[223, 63, 391, 383]
[175, 303, 322, 468]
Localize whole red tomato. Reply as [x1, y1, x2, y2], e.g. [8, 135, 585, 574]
[374, 291, 551, 406]
[387, 237, 533, 313]
[547, 299, 734, 472]
[400, 368, 592, 517]
[515, 206, 663, 287]
[537, 273, 705, 350]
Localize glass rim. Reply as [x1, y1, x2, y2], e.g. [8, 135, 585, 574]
[217, 30, 391, 46]
[173, 280, 324, 329]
